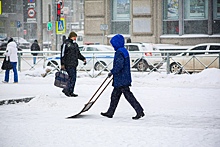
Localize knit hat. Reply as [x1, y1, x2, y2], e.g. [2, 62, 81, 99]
[68, 31, 77, 38]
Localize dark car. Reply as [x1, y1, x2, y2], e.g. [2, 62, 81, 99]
[0, 39, 8, 56]
[0, 39, 22, 56]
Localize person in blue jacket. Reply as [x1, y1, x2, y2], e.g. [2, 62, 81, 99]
[101, 34, 144, 120]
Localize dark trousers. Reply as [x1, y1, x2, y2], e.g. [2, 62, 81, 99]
[107, 86, 144, 116]
[63, 67, 76, 94]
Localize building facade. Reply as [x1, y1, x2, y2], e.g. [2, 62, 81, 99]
[0, 0, 23, 38]
[84, 0, 220, 45]
[0, 0, 84, 46]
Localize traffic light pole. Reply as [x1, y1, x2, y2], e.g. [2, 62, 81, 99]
[56, 1, 61, 51]
[36, 0, 43, 50]
[52, 0, 57, 51]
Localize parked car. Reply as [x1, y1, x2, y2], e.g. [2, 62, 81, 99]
[153, 44, 193, 57]
[0, 36, 7, 41]
[43, 41, 52, 49]
[169, 43, 220, 74]
[125, 43, 163, 71]
[0, 40, 8, 56]
[28, 38, 36, 44]
[0, 39, 22, 56]
[45, 45, 114, 71]
[12, 37, 30, 49]
[79, 45, 114, 71]
[79, 45, 113, 51]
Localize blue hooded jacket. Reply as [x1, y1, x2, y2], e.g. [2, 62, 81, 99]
[110, 34, 132, 88]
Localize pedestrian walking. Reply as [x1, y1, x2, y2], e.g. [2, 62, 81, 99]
[2, 38, 18, 83]
[60, 31, 86, 97]
[101, 34, 144, 120]
[30, 40, 40, 65]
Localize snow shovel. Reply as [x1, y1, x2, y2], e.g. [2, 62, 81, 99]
[66, 76, 113, 118]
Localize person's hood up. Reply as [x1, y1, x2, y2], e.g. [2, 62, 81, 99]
[110, 34, 125, 51]
[34, 40, 38, 43]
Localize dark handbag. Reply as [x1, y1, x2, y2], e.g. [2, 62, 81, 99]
[54, 70, 69, 88]
[1, 56, 13, 70]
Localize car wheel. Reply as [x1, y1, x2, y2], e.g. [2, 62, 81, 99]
[136, 59, 148, 71]
[94, 61, 107, 71]
[170, 63, 182, 74]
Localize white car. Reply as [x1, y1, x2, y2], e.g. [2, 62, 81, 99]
[12, 37, 30, 49]
[45, 45, 114, 71]
[43, 41, 52, 49]
[125, 43, 163, 71]
[153, 44, 193, 57]
[169, 43, 220, 74]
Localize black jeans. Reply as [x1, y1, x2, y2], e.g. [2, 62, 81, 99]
[107, 86, 144, 116]
[63, 67, 77, 94]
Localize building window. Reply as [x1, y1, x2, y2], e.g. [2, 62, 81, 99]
[163, 0, 179, 34]
[111, 0, 130, 34]
[163, 0, 218, 35]
[184, 0, 208, 34]
[213, 0, 220, 34]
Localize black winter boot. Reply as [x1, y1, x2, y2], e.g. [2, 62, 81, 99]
[69, 93, 78, 97]
[101, 112, 113, 118]
[132, 112, 145, 120]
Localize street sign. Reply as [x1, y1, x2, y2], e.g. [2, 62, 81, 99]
[47, 22, 52, 31]
[17, 21, 21, 28]
[58, 21, 64, 31]
[56, 17, 66, 34]
[27, 18, 36, 23]
[23, 30, 27, 35]
[28, 8, 36, 18]
[28, 0, 35, 2]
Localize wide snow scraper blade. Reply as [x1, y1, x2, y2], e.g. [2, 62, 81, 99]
[66, 76, 113, 119]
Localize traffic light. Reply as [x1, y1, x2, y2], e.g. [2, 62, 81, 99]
[47, 22, 52, 31]
[57, 3, 61, 21]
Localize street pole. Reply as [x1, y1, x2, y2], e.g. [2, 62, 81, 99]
[36, 0, 43, 50]
[52, 0, 57, 51]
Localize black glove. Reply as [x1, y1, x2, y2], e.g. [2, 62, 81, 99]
[108, 72, 112, 78]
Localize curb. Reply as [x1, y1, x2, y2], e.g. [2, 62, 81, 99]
[0, 97, 35, 106]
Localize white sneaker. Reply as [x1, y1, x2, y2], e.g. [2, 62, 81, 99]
[2, 81, 8, 83]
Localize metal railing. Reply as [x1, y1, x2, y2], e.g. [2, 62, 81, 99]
[0, 50, 219, 77]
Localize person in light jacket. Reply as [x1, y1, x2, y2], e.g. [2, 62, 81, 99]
[2, 38, 18, 83]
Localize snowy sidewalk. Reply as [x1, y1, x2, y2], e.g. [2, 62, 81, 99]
[0, 68, 220, 147]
